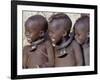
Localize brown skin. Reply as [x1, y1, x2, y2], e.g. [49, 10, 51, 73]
[25, 20, 44, 43]
[48, 19, 83, 67]
[54, 40, 83, 66]
[23, 40, 54, 68]
[75, 23, 89, 45]
[23, 20, 54, 68]
[48, 19, 67, 45]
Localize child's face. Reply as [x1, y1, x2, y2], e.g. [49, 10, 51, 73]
[75, 23, 88, 45]
[48, 20, 66, 45]
[25, 21, 43, 43]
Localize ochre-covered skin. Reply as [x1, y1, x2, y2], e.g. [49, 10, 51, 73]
[23, 40, 54, 68]
[54, 40, 83, 67]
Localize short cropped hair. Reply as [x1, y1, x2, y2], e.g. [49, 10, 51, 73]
[25, 15, 48, 32]
[49, 13, 72, 34]
[74, 16, 89, 32]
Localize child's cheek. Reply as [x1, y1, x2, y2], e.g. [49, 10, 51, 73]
[75, 36, 81, 44]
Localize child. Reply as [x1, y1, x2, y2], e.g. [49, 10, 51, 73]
[48, 13, 83, 67]
[23, 15, 54, 68]
[74, 16, 90, 65]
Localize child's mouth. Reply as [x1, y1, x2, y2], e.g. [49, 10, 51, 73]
[27, 38, 32, 43]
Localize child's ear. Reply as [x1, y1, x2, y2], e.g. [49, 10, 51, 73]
[63, 31, 67, 37]
[39, 31, 44, 37]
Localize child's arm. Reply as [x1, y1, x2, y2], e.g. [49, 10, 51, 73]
[22, 46, 29, 68]
[41, 41, 55, 67]
[72, 40, 83, 66]
[46, 42, 55, 67]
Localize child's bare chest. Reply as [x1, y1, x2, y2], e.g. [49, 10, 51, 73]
[54, 45, 76, 67]
[27, 45, 48, 68]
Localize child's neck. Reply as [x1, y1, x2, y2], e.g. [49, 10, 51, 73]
[56, 32, 74, 50]
[31, 38, 45, 46]
[30, 38, 45, 51]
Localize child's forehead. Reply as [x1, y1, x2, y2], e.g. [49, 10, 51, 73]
[75, 16, 89, 29]
[76, 20, 87, 28]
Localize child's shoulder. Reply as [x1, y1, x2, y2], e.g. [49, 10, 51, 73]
[71, 40, 78, 44]
[71, 40, 80, 48]
[44, 40, 52, 47]
[39, 40, 52, 49]
[23, 45, 31, 53]
[44, 40, 51, 44]
[23, 45, 31, 49]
